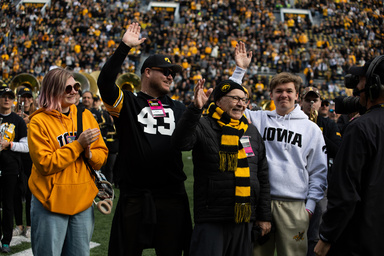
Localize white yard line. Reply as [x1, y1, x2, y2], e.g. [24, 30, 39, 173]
[9, 236, 99, 255]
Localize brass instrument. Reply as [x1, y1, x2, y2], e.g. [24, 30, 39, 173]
[16, 95, 25, 116]
[90, 71, 100, 84]
[260, 99, 271, 110]
[73, 71, 141, 104]
[10, 73, 40, 98]
[116, 72, 141, 92]
[309, 101, 318, 123]
[259, 99, 276, 111]
[81, 72, 99, 95]
[21, 102, 25, 116]
[73, 72, 99, 95]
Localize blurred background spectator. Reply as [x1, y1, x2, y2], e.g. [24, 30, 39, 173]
[1, 0, 383, 107]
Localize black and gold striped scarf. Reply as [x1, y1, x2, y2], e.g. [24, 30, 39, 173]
[207, 103, 251, 223]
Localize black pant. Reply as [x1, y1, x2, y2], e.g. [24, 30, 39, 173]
[14, 175, 32, 227]
[189, 222, 253, 256]
[0, 174, 18, 245]
[108, 193, 192, 256]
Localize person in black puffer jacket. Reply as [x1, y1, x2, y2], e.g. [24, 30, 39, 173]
[172, 53, 272, 256]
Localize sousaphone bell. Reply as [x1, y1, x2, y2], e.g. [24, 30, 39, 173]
[73, 72, 99, 96]
[10, 73, 40, 98]
[116, 73, 141, 92]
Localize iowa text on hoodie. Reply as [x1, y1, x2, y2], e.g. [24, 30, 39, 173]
[245, 105, 327, 213]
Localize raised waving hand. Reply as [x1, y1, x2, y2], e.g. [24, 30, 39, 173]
[194, 79, 213, 109]
[235, 41, 252, 69]
[122, 22, 147, 48]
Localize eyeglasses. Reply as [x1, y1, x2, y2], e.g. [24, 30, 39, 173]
[151, 68, 176, 79]
[321, 102, 329, 107]
[65, 83, 81, 94]
[223, 95, 249, 104]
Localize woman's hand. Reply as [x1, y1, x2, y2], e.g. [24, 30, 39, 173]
[77, 128, 100, 155]
[85, 145, 92, 159]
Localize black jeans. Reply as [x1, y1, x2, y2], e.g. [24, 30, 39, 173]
[0, 174, 18, 245]
[14, 176, 32, 227]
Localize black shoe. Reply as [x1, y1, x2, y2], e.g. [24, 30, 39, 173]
[1, 244, 11, 253]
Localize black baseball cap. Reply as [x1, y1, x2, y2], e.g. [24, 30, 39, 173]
[321, 99, 329, 106]
[0, 88, 15, 99]
[302, 86, 321, 99]
[140, 54, 182, 74]
[92, 93, 100, 101]
[18, 87, 33, 97]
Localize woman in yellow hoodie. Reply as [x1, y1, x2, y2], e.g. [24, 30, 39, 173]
[28, 68, 108, 255]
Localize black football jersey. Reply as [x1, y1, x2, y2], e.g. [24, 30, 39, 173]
[98, 43, 187, 195]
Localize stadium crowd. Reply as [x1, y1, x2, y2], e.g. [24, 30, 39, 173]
[1, 0, 384, 105]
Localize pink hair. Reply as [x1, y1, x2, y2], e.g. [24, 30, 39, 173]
[39, 68, 72, 112]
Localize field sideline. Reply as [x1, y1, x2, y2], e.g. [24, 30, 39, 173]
[7, 151, 194, 255]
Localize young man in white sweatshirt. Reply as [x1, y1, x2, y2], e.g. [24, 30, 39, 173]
[244, 72, 328, 256]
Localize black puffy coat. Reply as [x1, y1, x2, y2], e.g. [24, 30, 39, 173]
[172, 104, 271, 224]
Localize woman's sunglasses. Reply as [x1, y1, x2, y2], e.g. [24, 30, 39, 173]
[65, 83, 81, 94]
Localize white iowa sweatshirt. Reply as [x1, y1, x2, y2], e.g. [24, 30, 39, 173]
[245, 105, 327, 213]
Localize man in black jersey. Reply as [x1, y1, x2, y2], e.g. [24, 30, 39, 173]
[98, 22, 191, 256]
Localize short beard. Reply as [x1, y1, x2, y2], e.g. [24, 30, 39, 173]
[148, 79, 170, 97]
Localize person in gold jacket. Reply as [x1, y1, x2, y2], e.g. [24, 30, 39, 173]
[28, 68, 108, 256]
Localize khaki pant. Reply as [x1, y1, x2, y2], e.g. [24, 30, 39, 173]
[254, 200, 310, 256]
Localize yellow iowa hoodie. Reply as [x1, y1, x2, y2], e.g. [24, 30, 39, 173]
[28, 104, 108, 215]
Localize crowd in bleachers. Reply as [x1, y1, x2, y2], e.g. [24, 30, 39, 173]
[1, 0, 384, 105]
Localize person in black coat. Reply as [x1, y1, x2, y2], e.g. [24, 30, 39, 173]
[172, 73, 272, 256]
[315, 56, 384, 256]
